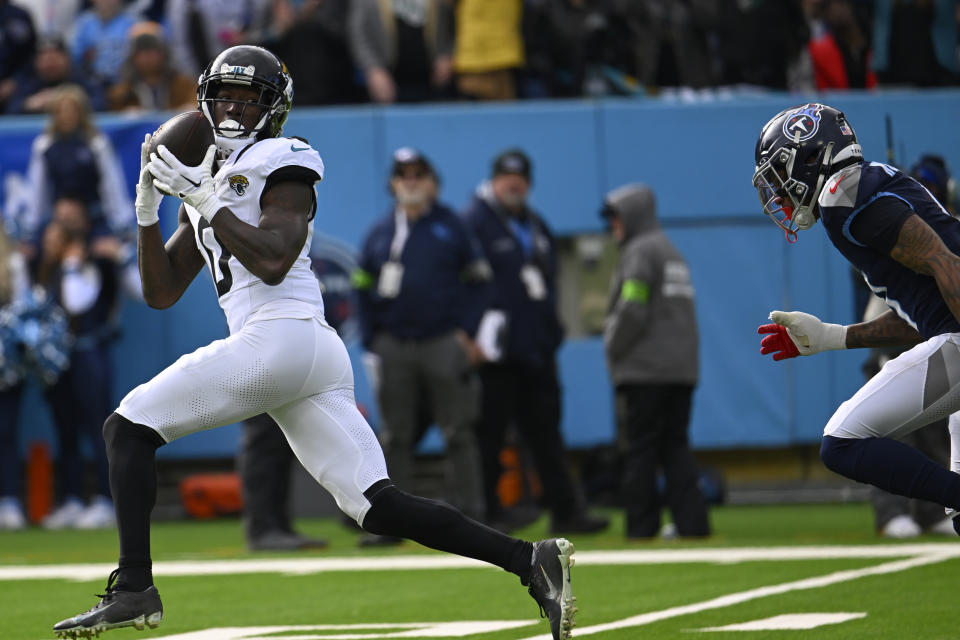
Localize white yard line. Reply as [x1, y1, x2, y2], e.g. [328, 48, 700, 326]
[4, 544, 960, 582]
[515, 551, 958, 640]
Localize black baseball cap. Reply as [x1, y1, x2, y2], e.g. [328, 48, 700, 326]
[37, 35, 67, 53]
[391, 147, 435, 177]
[492, 148, 532, 181]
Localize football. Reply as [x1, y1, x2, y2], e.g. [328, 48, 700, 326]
[147, 111, 215, 194]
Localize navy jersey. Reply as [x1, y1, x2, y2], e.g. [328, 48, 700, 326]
[818, 160, 960, 338]
[356, 203, 492, 346]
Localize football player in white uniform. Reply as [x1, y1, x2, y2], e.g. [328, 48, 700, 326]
[53, 46, 577, 640]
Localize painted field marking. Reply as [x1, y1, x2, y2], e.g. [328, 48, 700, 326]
[515, 551, 956, 639]
[4, 543, 960, 582]
[7, 545, 959, 639]
[135, 621, 538, 639]
[701, 612, 867, 631]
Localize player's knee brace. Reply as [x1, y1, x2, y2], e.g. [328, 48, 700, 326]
[102, 412, 166, 461]
[820, 434, 862, 479]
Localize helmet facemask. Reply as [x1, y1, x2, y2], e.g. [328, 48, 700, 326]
[753, 139, 833, 241]
[198, 58, 293, 157]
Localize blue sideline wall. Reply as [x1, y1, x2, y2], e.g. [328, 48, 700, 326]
[2, 90, 958, 459]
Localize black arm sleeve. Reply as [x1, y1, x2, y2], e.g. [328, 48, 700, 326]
[261, 165, 322, 220]
[848, 196, 913, 254]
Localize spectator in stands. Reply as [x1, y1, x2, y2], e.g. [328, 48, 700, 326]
[0, 221, 31, 530]
[632, 0, 718, 90]
[809, 0, 876, 90]
[348, 0, 454, 104]
[17, 84, 134, 258]
[35, 197, 120, 529]
[873, 0, 958, 86]
[715, 0, 812, 90]
[265, 0, 363, 106]
[165, 0, 271, 76]
[453, 0, 523, 100]
[462, 149, 609, 534]
[600, 183, 710, 539]
[107, 25, 197, 112]
[6, 36, 106, 115]
[15, 0, 82, 40]
[70, 0, 140, 89]
[354, 148, 490, 544]
[522, 0, 641, 98]
[0, 0, 38, 111]
[238, 413, 329, 550]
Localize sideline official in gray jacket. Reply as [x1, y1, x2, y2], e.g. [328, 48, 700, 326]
[602, 183, 710, 539]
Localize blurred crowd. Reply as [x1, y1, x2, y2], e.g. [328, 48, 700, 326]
[2, 0, 960, 117]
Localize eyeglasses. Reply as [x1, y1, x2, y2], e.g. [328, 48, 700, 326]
[394, 170, 428, 180]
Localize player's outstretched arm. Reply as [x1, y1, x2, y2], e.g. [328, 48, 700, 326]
[138, 203, 204, 309]
[758, 310, 846, 360]
[889, 213, 960, 326]
[845, 309, 924, 348]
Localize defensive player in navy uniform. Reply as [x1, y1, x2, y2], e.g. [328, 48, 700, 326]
[754, 103, 960, 532]
[53, 45, 577, 640]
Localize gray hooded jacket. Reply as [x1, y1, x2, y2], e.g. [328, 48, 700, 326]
[603, 184, 699, 386]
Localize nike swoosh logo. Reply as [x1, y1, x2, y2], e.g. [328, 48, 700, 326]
[539, 564, 559, 597]
[829, 173, 848, 194]
[181, 175, 201, 188]
[290, 145, 310, 152]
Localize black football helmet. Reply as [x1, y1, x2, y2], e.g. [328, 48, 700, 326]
[197, 45, 293, 154]
[753, 103, 862, 240]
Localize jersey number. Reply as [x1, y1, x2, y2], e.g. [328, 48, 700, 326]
[196, 218, 233, 297]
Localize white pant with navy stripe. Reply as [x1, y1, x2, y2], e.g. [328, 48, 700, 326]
[824, 332, 960, 473]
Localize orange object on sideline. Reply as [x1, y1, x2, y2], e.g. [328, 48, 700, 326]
[26, 441, 53, 524]
[497, 446, 523, 508]
[179, 473, 244, 519]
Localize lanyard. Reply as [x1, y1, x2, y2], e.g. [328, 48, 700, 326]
[389, 207, 411, 261]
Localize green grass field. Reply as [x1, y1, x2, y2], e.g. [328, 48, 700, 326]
[3, 503, 959, 639]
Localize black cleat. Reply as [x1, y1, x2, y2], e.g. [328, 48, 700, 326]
[53, 569, 163, 639]
[527, 538, 577, 640]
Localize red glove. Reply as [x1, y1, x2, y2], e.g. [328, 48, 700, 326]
[757, 323, 800, 361]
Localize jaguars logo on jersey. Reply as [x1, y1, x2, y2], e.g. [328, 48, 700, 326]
[228, 175, 249, 196]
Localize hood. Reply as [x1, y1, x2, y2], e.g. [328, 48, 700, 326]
[604, 183, 658, 240]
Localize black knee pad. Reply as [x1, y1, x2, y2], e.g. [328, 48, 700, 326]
[103, 412, 166, 456]
[820, 435, 861, 478]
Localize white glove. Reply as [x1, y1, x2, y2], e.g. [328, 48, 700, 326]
[134, 133, 161, 227]
[148, 144, 223, 222]
[768, 310, 847, 356]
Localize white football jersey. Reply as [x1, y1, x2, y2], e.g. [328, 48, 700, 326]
[184, 137, 326, 334]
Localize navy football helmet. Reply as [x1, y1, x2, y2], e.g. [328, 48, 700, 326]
[753, 103, 862, 240]
[197, 45, 293, 155]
